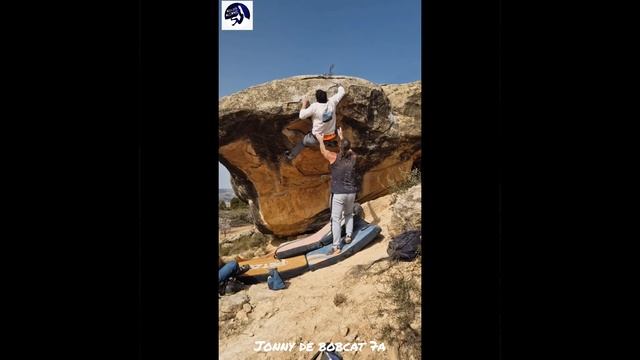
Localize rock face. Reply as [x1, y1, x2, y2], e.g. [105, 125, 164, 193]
[389, 184, 422, 236]
[219, 75, 421, 236]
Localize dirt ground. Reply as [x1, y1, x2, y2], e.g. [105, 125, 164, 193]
[218, 191, 422, 360]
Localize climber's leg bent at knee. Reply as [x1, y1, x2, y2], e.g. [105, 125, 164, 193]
[286, 132, 336, 161]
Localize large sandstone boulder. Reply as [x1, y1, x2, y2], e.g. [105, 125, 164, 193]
[219, 75, 421, 236]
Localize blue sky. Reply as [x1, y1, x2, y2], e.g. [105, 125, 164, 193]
[219, 0, 421, 188]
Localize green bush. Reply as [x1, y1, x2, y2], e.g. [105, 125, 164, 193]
[389, 168, 422, 207]
[219, 231, 269, 257]
[229, 197, 248, 209]
[219, 203, 253, 227]
[377, 268, 421, 358]
[379, 324, 395, 344]
[388, 272, 418, 324]
[391, 168, 421, 196]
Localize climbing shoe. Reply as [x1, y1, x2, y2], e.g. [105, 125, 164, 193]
[284, 150, 295, 161]
[237, 265, 251, 275]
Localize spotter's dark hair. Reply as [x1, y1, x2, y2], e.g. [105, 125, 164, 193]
[339, 139, 353, 161]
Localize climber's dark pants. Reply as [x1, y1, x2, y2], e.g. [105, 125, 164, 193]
[287, 133, 319, 159]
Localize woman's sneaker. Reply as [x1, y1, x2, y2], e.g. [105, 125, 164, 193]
[345, 235, 352, 244]
[329, 246, 341, 255]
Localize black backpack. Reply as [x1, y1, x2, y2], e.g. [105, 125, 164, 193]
[387, 230, 422, 261]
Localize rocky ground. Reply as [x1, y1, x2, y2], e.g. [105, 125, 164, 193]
[218, 184, 421, 360]
[224, 224, 255, 238]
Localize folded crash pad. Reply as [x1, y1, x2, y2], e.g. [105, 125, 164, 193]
[305, 218, 382, 271]
[236, 253, 308, 284]
[275, 223, 334, 259]
[276, 203, 364, 259]
[275, 212, 364, 259]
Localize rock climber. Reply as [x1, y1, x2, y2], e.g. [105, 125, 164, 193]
[285, 83, 346, 161]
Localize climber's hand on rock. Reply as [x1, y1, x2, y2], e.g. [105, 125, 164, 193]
[337, 127, 343, 139]
[315, 133, 324, 142]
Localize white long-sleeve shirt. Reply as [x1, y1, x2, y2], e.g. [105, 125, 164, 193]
[299, 86, 345, 136]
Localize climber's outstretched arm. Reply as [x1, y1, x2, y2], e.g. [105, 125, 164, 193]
[315, 133, 337, 164]
[329, 86, 345, 105]
[299, 98, 312, 119]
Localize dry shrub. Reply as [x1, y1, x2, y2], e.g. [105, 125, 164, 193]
[333, 293, 347, 307]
